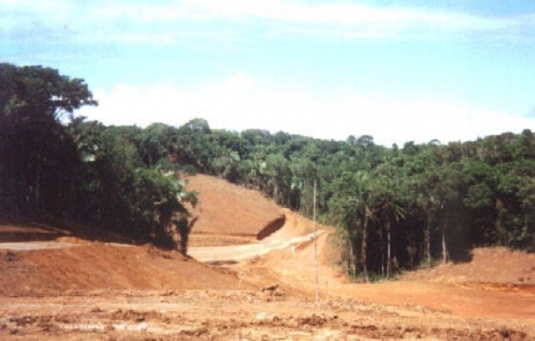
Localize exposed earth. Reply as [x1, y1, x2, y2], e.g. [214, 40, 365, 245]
[1, 175, 534, 340]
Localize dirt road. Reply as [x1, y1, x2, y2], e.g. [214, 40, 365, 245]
[194, 210, 535, 322]
[1, 205, 535, 339]
[189, 215, 325, 262]
[0, 241, 81, 250]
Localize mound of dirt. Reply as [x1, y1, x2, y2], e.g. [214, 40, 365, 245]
[0, 243, 248, 296]
[185, 174, 284, 239]
[0, 224, 65, 242]
[0, 174, 285, 296]
[0, 221, 135, 244]
[402, 247, 535, 285]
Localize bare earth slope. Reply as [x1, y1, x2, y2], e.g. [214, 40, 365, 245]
[0, 241, 245, 296]
[259, 231, 535, 322]
[1, 174, 535, 340]
[402, 247, 535, 286]
[185, 174, 285, 246]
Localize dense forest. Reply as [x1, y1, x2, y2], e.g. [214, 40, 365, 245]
[1, 64, 534, 280]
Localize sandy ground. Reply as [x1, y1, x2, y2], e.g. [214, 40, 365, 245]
[1, 175, 535, 340]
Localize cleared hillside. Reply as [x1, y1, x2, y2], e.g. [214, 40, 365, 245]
[0, 240, 247, 296]
[402, 247, 535, 287]
[1, 174, 535, 340]
[184, 174, 285, 245]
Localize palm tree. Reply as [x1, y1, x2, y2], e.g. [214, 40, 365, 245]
[353, 171, 381, 283]
[372, 167, 406, 279]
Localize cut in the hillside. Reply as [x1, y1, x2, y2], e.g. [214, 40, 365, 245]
[185, 174, 284, 244]
[0, 242, 248, 296]
[1, 174, 535, 341]
[402, 247, 535, 286]
[0, 222, 132, 244]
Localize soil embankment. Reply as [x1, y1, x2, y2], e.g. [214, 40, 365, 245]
[1, 174, 535, 339]
[185, 174, 284, 240]
[0, 241, 246, 296]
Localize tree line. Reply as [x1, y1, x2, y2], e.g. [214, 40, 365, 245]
[150, 119, 535, 281]
[1, 64, 534, 274]
[0, 63, 197, 253]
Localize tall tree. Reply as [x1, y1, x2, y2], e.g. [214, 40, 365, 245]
[0, 64, 97, 217]
[373, 164, 406, 278]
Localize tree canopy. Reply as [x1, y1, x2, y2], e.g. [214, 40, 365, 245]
[0, 63, 196, 253]
[2, 63, 534, 270]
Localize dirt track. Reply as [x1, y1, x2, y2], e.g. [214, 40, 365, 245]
[189, 210, 325, 262]
[1, 175, 535, 340]
[3, 211, 534, 340]
[195, 209, 535, 324]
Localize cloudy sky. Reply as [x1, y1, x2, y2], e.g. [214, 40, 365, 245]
[2, 0, 535, 146]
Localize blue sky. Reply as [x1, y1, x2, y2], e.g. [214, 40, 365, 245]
[2, 1, 535, 146]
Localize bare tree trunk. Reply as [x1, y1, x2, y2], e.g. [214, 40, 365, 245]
[442, 215, 448, 264]
[273, 180, 279, 203]
[426, 219, 431, 268]
[35, 166, 41, 212]
[348, 238, 356, 277]
[495, 198, 506, 246]
[348, 241, 353, 276]
[379, 226, 384, 278]
[387, 219, 391, 279]
[361, 216, 369, 283]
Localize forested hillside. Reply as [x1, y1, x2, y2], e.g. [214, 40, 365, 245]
[1, 63, 534, 280]
[0, 63, 197, 252]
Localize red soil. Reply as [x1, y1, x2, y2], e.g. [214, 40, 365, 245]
[0, 242, 246, 296]
[1, 174, 534, 340]
[402, 247, 535, 285]
[184, 174, 284, 239]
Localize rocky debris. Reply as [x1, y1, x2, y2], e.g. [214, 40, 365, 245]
[261, 284, 278, 293]
[260, 284, 286, 301]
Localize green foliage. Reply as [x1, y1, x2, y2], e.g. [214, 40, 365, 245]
[0, 64, 197, 254]
[0, 63, 97, 217]
[126, 121, 535, 268]
[3, 62, 534, 270]
[0, 63, 97, 122]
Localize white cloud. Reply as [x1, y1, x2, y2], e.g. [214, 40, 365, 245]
[94, 2, 192, 23]
[78, 73, 534, 146]
[180, 0, 535, 39]
[3, 0, 534, 45]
